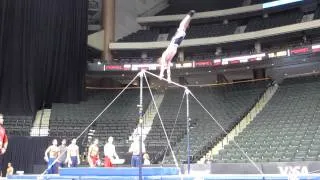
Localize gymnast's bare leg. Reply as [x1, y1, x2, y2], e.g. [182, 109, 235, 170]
[159, 10, 195, 82]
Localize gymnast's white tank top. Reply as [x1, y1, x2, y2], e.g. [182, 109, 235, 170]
[169, 28, 186, 48]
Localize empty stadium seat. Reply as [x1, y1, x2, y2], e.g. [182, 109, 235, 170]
[49, 88, 152, 163]
[157, 0, 244, 15]
[4, 115, 33, 136]
[245, 9, 303, 32]
[213, 75, 320, 163]
[145, 80, 271, 164]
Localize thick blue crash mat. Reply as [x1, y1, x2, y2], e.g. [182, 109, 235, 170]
[59, 167, 180, 176]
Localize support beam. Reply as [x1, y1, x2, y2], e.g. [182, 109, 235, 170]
[217, 73, 228, 83]
[102, 0, 115, 62]
[255, 41, 261, 53]
[178, 51, 184, 62]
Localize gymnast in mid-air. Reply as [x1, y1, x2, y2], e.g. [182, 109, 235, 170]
[159, 10, 195, 82]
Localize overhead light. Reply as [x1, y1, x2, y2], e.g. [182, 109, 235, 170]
[208, 70, 211, 73]
[271, 63, 274, 66]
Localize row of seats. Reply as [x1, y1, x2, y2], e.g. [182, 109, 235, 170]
[251, 0, 277, 4]
[158, 0, 284, 16]
[49, 89, 152, 164]
[118, 8, 306, 43]
[118, 30, 160, 42]
[145, 80, 271, 164]
[49, 89, 151, 141]
[245, 9, 303, 32]
[157, 0, 244, 15]
[3, 116, 33, 136]
[213, 75, 320, 163]
[168, 22, 238, 40]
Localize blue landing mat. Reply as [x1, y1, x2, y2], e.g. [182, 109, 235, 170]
[59, 167, 179, 176]
[7, 174, 320, 180]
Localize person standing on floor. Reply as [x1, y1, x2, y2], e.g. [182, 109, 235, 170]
[128, 137, 146, 167]
[44, 139, 60, 174]
[87, 138, 100, 167]
[104, 136, 119, 167]
[66, 139, 80, 167]
[58, 139, 68, 168]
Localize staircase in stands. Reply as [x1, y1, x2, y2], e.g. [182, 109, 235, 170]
[30, 109, 51, 136]
[130, 92, 165, 141]
[198, 83, 279, 164]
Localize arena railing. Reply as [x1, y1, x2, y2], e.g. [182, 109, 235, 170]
[90, 42, 319, 72]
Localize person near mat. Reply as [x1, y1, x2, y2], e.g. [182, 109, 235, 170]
[104, 136, 119, 167]
[143, 153, 150, 165]
[44, 139, 60, 174]
[88, 138, 100, 167]
[66, 138, 80, 167]
[128, 136, 146, 167]
[159, 10, 195, 82]
[58, 139, 68, 168]
[0, 116, 8, 176]
[6, 162, 14, 176]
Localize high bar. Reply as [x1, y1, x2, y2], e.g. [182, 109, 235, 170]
[144, 70, 188, 89]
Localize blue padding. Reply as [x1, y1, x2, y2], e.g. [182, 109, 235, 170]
[8, 174, 79, 180]
[144, 175, 195, 180]
[8, 173, 320, 180]
[204, 174, 320, 180]
[80, 176, 139, 180]
[60, 167, 179, 176]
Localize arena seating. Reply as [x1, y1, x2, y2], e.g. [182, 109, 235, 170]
[145, 80, 271, 164]
[49, 88, 151, 161]
[117, 29, 160, 42]
[117, 6, 307, 44]
[245, 9, 303, 32]
[117, 21, 238, 44]
[157, 0, 244, 15]
[213, 75, 320, 163]
[314, 6, 320, 19]
[4, 115, 33, 136]
[114, 4, 311, 63]
[168, 22, 238, 40]
[145, 88, 187, 163]
[251, 0, 276, 4]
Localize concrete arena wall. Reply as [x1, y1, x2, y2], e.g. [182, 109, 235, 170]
[115, 0, 167, 41]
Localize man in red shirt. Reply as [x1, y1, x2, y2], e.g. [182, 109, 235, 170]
[0, 116, 8, 176]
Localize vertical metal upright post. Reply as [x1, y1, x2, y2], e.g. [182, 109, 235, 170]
[138, 70, 144, 180]
[185, 88, 191, 174]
